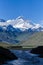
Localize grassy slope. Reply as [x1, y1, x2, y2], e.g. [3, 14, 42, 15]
[20, 32, 43, 47]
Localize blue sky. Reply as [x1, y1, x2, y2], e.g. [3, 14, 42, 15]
[0, 0, 43, 23]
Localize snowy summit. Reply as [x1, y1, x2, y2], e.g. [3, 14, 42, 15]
[0, 16, 43, 31]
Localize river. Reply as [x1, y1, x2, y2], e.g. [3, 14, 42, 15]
[3, 50, 43, 65]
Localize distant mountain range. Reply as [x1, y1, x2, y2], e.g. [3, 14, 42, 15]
[0, 16, 43, 44]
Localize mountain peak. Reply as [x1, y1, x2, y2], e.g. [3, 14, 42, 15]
[0, 17, 43, 31]
[16, 16, 23, 20]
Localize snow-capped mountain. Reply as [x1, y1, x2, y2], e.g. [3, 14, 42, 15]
[6, 16, 43, 31]
[0, 16, 43, 31]
[0, 16, 43, 44]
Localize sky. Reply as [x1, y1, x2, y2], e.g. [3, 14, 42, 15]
[0, 0, 43, 24]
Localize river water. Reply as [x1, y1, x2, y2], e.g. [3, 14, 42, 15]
[3, 50, 43, 65]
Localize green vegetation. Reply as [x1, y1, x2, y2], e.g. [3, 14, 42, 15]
[0, 42, 35, 50]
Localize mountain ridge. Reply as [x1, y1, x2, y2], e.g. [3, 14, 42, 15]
[0, 16, 43, 31]
[0, 17, 43, 44]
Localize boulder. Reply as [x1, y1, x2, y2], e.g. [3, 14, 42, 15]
[30, 46, 43, 58]
[0, 46, 18, 64]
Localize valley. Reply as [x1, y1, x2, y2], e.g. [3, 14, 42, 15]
[0, 32, 43, 50]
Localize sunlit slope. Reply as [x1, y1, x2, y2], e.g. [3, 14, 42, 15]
[20, 32, 43, 47]
[0, 42, 11, 48]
